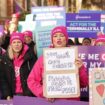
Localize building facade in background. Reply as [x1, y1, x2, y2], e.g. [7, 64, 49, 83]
[0, 0, 105, 24]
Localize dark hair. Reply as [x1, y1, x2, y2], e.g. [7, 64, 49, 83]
[68, 39, 75, 45]
[82, 38, 91, 43]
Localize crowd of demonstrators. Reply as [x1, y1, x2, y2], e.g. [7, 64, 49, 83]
[0, 32, 37, 100]
[1, 12, 104, 102]
[27, 26, 88, 102]
[1, 13, 19, 50]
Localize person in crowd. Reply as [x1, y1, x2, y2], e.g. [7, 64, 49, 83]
[0, 33, 6, 54]
[94, 34, 105, 46]
[9, 21, 18, 34]
[0, 32, 37, 100]
[1, 21, 18, 50]
[82, 38, 91, 46]
[3, 19, 10, 35]
[11, 12, 20, 25]
[23, 30, 37, 55]
[1, 20, 10, 50]
[27, 26, 88, 102]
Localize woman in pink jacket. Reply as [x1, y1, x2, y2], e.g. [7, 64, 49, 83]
[27, 26, 88, 102]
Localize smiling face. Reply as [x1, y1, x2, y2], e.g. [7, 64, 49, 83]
[52, 32, 67, 48]
[11, 39, 23, 53]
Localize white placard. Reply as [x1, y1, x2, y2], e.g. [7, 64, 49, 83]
[44, 47, 77, 71]
[46, 73, 78, 96]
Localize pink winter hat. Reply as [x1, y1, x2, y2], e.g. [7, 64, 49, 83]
[12, 12, 20, 18]
[23, 31, 33, 39]
[94, 35, 105, 45]
[51, 26, 68, 43]
[10, 32, 24, 44]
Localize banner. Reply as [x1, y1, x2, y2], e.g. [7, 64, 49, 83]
[79, 10, 105, 34]
[66, 13, 101, 38]
[78, 46, 105, 68]
[13, 96, 88, 105]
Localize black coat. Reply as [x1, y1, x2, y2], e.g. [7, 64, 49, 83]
[0, 48, 37, 99]
[1, 32, 10, 50]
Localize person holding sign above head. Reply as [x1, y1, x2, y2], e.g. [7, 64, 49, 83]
[27, 26, 88, 102]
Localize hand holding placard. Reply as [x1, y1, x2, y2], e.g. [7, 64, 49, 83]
[43, 47, 80, 98]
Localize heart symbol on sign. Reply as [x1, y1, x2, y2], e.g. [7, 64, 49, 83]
[96, 84, 105, 97]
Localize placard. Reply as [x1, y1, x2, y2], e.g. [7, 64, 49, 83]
[89, 68, 105, 105]
[66, 13, 101, 38]
[78, 46, 105, 69]
[79, 10, 105, 34]
[44, 47, 77, 71]
[13, 96, 89, 105]
[78, 46, 105, 99]
[43, 47, 80, 98]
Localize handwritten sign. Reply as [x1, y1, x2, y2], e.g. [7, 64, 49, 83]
[43, 47, 80, 98]
[89, 68, 105, 105]
[44, 73, 79, 98]
[44, 47, 77, 71]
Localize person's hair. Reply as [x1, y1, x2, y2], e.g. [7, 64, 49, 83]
[68, 39, 75, 45]
[7, 44, 23, 60]
[82, 38, 91, 44]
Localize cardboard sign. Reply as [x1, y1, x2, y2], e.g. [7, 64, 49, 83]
[44, 47, 77, 71]
[89, 68, 105, 105]
[43, 47, 80, 98]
